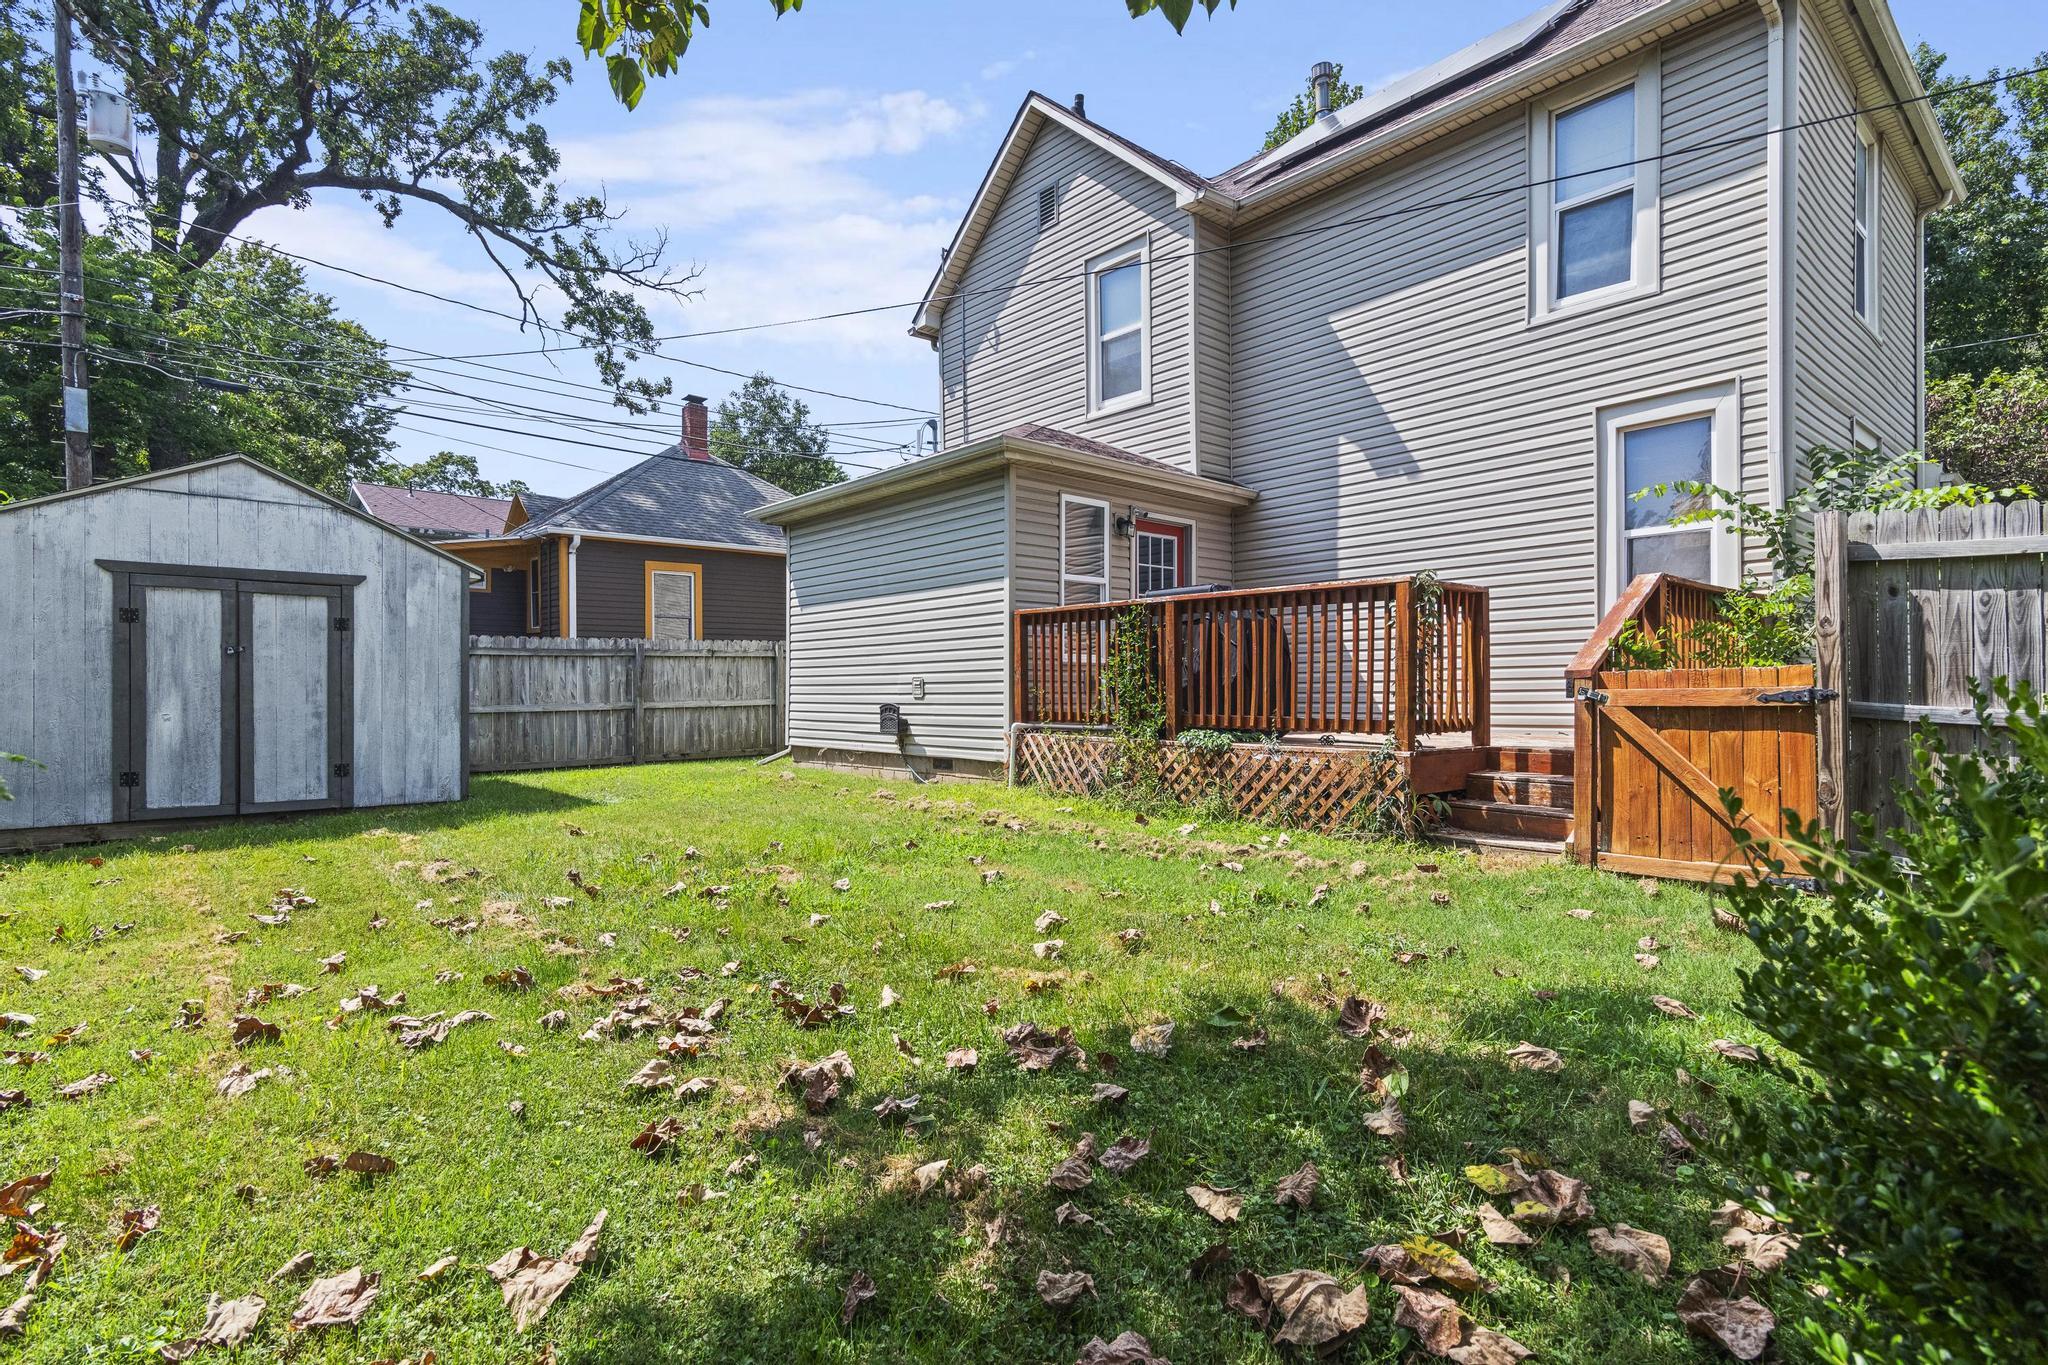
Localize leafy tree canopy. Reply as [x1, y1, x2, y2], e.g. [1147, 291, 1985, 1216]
[1926, 366, 2048, 490]
[575, 0, 1239, 108]
[1916, 44, 2048, 381]
[707, 372, 845, 496]
[1262, 61, 1364, 151]
[372, 449, 530, 497]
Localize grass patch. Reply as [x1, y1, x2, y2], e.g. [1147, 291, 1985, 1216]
[0, 761, 1783, 1362]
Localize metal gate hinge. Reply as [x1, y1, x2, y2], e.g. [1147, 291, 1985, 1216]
[1762, 873, 1822, 893]
[1757, 686, 1840, 706]
[1576, 687, 1607, 705]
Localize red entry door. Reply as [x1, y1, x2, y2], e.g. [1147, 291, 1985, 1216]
[1133, 519, 1191, 595]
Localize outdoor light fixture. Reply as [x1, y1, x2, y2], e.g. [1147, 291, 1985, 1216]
[1114, 506, 1147, 538]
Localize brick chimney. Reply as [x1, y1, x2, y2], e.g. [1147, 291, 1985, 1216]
[681, 394, 709, 460]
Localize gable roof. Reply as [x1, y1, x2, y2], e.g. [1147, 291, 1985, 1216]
[510, 446, 790, 554]
[2, 455, 484, 575]
[911, 0, 1961, 339]
[753, 424, 1254, 529]
[349, 481, 514, 538]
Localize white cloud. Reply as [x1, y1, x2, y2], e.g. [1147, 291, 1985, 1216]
[980, 50, 1037, 82]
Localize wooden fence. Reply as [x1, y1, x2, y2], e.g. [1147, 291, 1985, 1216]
[1815, 503, 2047, 837]
[467, 636, 782, 773]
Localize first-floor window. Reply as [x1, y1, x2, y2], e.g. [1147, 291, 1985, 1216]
[1133, 519, 1190, 596]
[1061, 495, 1110, 604]
[649, 569, 699, 640]
[1600, 383, 1741, 605]
[526, 556, 541, 630]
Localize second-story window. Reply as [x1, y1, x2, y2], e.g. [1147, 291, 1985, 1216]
[1530, 56, 1660, 319]
[1088, 240, 1149, 412]
[1855, 131, 1878, 328]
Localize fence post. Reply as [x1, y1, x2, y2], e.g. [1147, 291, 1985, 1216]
[629, 638, 646, 764]
[1393, 578, 1417, 751]
[1812, 510, 1849, 845]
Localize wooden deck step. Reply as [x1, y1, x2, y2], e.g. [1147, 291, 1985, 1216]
[1437, 797, 1571, 843]
[1488, 746, 1575, 777]
[1431, 828, 1567, 855]
[1463, 769, 1574, 809]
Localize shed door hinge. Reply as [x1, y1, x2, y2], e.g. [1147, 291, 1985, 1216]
[1757, 686, 1840, 706]
[332, 762, 351, 779]
[117, 606, 140, 624]
[117, 771, 139, 788]
[332, 616, 351, 633]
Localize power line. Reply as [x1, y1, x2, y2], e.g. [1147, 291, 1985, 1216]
[1927, 328, 2047, 356]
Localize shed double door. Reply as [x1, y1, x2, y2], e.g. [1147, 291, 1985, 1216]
[112, 571, 354, 821]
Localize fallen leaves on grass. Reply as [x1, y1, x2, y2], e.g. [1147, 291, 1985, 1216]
[1049, 1134, 1100, 1192]
[1363, 1098, 1408, 1141]
[1090, 1082, 1128, 1106]
[871, 1094, 920, 1123]
[1676, 1269, 1775, 1359]
[943, 1047, 978, 1072]
[1465, 1160, 1594, 1226]
[1364, 1237, 1480, 1293]
[111, 1205, 159, 1251]
[0, 1092, 26, 1116]
[1097, 1135, 1150, 1175]
[1228, 1269, 1372, 1350]
[839, 1270, 876, 1327]
[1475, 1204, 1535, 1246]
[0, 1167, 53, 1218]
[486, 1210, 607, 1332]
[1336, 995, 1388, 1039]
[388, 1010, 493, 1050]
[1186, 1183, 1243, 1223]
[270, 1251, 316, 1283]
[328, 985, 406, 1027]
[1709, 1039, 1762, 1064]
[216, 1062, 273, 1099]
[288, 1267, 380, 1330]
[1273, 1161, 1319, 1210]
[1652, 995, 1698, 1019]
[781, 1051, 855, 1113]
[1001, 1022, 1084, 1073]
[1129, 1021, 1174, 1057]
[229, 1015, 281, 1048]
[160, 1294, 265, 1360]
[1505, 1042, 1562, 1072]
[483, 966, 534, 992]
[1713, 1204, 1801, 1273]
[54, 1071, 112, 1100]
[1074, 1332, 1169, 1364]
[1391, 1284, 1531, 1361]
[771, 982, 854, 1030]
[629, 1117, 685, 1158]
[1037, 1269, 1096, 1307]
[1032, 939, 1065, 960]
[1588, 1223, 1672, 1283]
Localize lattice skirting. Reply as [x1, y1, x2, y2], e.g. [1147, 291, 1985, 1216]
[1014, 731, 1408, 833]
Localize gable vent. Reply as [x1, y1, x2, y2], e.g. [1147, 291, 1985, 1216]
[1037, 184, 1059, 230]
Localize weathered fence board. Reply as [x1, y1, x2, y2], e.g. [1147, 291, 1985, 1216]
[1821, 504, 2048, 834]
[468, 636, 782, 772]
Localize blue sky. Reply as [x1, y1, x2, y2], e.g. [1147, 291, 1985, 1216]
[216, 0, 2040, 495]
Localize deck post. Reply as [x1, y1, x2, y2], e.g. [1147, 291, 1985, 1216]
[1159, 602, 1180, 738]
[1812, 510, 1849, 844]
[1011, 613, 1028, 729]
[1470, 592, 1491, 749]
[1393, 577, 1417, 751]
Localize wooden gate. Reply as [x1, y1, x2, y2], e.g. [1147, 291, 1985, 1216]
[1574, 665, 1820, 883]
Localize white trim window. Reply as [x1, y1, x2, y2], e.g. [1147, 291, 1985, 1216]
[1597, 382, 1743, 606]
[1530, 57, 1662, 318]
[1131, 516, 1193, 596]
[1087, 240, 1150, 413]
[1059, 494, 1111, 604]
[1854, 127, 1879, 330]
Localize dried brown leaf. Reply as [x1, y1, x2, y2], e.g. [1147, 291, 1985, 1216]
[1505, 1041, 1563, 1072]
[1273, 1160, 1319, 1210]
[1073, 1332, 1169, 1365]
[160, 1293, 266, 1359]
[1036, 1269, 1097, 1307]
[1096, 1135, 1150, 1175]
[1186, 1183, 1243, 1223]
[288, 1266, 380, 1330]
[839, 1270, 876, 1327]
[1588, 1223, 1671, 1283]
[485, 1210, 607, 1332]
[1676, 1271, 1776, 1359]
[1475, 1204, 1534, 1246]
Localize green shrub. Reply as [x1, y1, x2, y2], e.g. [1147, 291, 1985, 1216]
[1176, 728, 1236, 756]
[1722, 682, 2048, 1363]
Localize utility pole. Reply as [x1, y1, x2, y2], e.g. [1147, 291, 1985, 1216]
[53, 0, 91, 490]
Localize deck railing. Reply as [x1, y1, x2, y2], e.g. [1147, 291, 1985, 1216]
[1012, 576, 1490, 749]
[1563, 572, 1734, 690]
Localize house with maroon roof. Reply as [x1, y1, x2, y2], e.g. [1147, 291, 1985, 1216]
[754, 0, 1961, 820]
[346, 482, 517, 541]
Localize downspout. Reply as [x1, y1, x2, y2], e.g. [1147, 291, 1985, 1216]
[1764, 0, 1795, 514]
[567, 533, 582, 638]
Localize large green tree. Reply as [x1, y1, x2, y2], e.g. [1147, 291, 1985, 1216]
[6, 0, 689, 474]
[706, 372, 844, 496]
[372, 449, 529, 497]
[574, 0, 1241, 107]
[1916, 44, 2048, 380]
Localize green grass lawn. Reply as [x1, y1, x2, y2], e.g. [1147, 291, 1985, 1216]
[0, 760, 1790, 1363]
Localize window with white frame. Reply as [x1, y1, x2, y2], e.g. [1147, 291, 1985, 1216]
[1598, 383, 1741, 605]
[1133, 518, 1189, 596]
[1530, 60, 1661, 317]
[1088, 241, 1148, 411]
[1854, 131, 1878, 327]
[1060, 495, 1110, 604]
[649, 570, 698, 640]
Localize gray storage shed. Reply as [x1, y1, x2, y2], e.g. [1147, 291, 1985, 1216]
[1, 456, 473, 845]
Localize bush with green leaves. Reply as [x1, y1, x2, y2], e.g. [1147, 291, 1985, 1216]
[1722, 682, 2048, 1363]
[1175, 728, 1236, 756]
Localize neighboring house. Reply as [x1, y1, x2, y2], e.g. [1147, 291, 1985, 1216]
[347, 482, 515, 540]
[756, 0, 1962, 780]
[444, 397, 792, 640]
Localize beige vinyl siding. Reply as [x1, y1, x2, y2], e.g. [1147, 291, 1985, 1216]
[1221, 10, 1773, 733]
[937, 124, 1196, 469]
[785, 472, 1011, 764]
[1009, 465, 1236, 609]
[1789, 4, 1923, 461]
[1190, 218, 1234, 480]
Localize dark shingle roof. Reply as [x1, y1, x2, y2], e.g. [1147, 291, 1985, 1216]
[348, 482, 513, 537]
[516, 492, 567, 520]
[514, 448, 789, 552]
[1002, 424, 1193, 476]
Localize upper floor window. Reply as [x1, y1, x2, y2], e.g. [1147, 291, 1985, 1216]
[1855, 131, 1878, 328]
[1088, 240, 1149, 413]
[1530, 58, 1661, 319]
[1060, 495, 1110, 604]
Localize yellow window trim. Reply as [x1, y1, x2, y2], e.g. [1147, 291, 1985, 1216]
[644, 560, 705, 640]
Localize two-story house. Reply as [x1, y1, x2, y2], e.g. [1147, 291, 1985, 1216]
[755, 0, 1962, 795]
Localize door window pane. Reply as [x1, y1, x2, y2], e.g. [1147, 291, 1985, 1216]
[1622, 417, 1713, 529]
[1558, 190, 1634, 297]
[1627, 529, 1712, 581]
[1136, 530, 1181, 596]
[1555, 86, 1635, 201]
